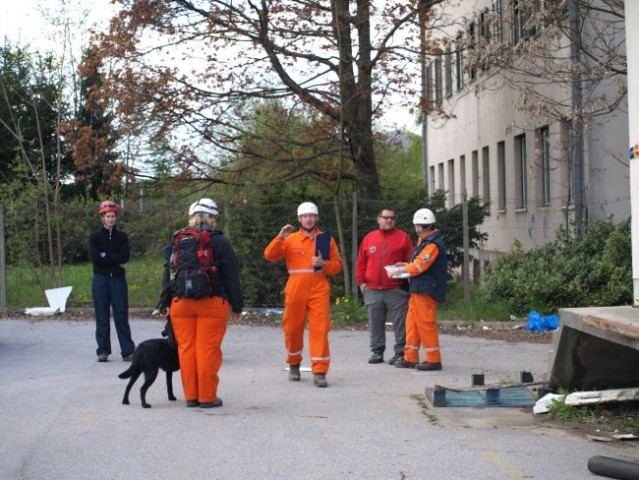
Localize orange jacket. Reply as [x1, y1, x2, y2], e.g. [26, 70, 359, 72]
[264, 229, 342, 277]
[405, 233, 440, 278]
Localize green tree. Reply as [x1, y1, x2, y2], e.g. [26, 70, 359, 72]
[0, 43, 73, 286]
[0, 44, 73, 185]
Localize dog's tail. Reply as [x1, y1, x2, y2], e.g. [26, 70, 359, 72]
[118, 367, 133, 379]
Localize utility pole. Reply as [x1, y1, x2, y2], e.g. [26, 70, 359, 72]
[569, 1, 584, 237]
[419, 0, 430, 198]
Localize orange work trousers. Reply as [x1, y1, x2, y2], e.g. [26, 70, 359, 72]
[170, 296, 228, 403]
[283, 274, 331, 374]
[403, 293, 441, 364]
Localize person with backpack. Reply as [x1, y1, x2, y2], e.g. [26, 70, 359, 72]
[89, 200, 136, 362]
[388, 208, 447, 371]
[158, 198, 243, 408]
[264, 202, 343, 388]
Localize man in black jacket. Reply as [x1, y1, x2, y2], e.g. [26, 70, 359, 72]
[89, 200, 135, 362]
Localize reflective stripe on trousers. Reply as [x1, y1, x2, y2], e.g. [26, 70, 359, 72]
[171, 296, 228, 403]
[403, 293, 441, 364]
[283, 275, 331, 374]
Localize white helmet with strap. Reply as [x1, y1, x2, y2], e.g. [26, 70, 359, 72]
[413, 208, 436, 225]
[189, 198, 219, 216]
[297, 202, 319, 216]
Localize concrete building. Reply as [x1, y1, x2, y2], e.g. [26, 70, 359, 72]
[424, 0, 630, 273]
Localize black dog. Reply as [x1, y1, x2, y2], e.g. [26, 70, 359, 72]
[118, 338, 180, 408]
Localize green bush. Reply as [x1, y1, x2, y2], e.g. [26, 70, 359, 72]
[482, 219, 632, 315]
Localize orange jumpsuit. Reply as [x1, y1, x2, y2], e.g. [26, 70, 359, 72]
[170, 297, 228, 403]
[264, 230, 342, 374]
[404, 240, 442, 364]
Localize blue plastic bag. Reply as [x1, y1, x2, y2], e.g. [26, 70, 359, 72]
[527, 310, 559, 332]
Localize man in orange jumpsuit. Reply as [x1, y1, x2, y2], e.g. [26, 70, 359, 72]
[264, 202, 342, 387]
[389, 208, 447, 371]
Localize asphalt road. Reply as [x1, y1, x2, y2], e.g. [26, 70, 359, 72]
[1, 316, 637, 480]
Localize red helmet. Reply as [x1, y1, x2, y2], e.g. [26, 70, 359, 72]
[99, 200, 118, 215]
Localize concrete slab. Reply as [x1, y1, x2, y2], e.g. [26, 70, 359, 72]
[549, 306, 639, 391]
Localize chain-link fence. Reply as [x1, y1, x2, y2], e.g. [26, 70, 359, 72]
[1, 192, 576, 308]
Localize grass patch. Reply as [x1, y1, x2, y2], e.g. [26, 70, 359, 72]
[6, 256, 165, 308]
[6, 261, 512, 325]
[411, 394, 438, 425]
[548, 391, 639, 434]
[437, 283, 513, 322]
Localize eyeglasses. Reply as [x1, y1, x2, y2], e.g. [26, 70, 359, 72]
[379, 215, 396, 220]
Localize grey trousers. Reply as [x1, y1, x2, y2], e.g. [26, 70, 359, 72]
[363, 287, 409, 355]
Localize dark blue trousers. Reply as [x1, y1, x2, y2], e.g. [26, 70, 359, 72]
[93, 274, 135, 357]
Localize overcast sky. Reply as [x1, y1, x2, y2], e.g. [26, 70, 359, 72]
[0, 0, 116, 53]
[0, 0, 417, 132]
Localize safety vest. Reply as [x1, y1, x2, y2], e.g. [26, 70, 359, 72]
[409, 231, 447, 303]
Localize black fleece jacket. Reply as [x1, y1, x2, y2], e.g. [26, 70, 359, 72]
[89, 226, 130, 277]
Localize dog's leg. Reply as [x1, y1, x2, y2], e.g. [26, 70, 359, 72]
[140, 369, 159, 408]
[166, 371, 176, 401]
[122, 371, 141, 405]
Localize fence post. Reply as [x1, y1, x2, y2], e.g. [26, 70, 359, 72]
[351, 191, 358, 301]
[0, 204, 6, 308]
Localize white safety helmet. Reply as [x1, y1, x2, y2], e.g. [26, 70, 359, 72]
[297, 202, 319, 216]
[189, 198, 219, 216]
[413, 208, 436, 225]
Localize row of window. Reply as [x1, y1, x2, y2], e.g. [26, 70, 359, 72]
[429, 126, 556, 213]
[424, 0, 555, 106]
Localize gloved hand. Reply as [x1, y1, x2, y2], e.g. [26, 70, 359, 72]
[99, 252, 107, 258]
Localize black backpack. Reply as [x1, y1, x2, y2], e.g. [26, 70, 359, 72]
[170, 227, 220, 299]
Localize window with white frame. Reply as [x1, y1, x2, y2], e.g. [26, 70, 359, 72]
[447, 159, 455, 206]
[472, 150, 479, 197]
[482, 146, 490, 212]
[492, 0, 503, 43]
[456, 34, 464, 91]
[515, 133, 528, 209]
[459, 154, 467, 196]
[513, 0, 531, 44]
[467, 21, 476, 83]
[425, 63, 433, 104]
[429, 165, 436, 195]
[445, 46, 453, 98]
[538, 126, 551, 206]
[497, 141, 506, 211]
[435, 57, 443, 105]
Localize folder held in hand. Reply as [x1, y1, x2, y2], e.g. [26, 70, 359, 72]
[314, 231, 332, 271]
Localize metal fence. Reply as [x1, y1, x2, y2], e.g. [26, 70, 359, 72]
[1, 192, 574, 308]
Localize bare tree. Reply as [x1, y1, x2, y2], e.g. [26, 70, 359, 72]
[465, 0, 626, 232]
[90, 0, 448, 200]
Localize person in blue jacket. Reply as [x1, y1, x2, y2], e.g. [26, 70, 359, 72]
[89, 200, 135, 362]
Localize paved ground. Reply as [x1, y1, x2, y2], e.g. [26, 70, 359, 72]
[1, 316, 638, 480]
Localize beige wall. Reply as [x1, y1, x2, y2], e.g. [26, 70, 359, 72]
[425, 0, 630, 256]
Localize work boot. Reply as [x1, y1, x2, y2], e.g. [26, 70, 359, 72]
[416, 362, 442, 371]
[388, 353, 403, 366]
[288, 364, 301, 382]
[368, 351, 384, 364]
[200, 398, 223, 408]
[394, 358, 417, 369]
[313, 373, 328, 388]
